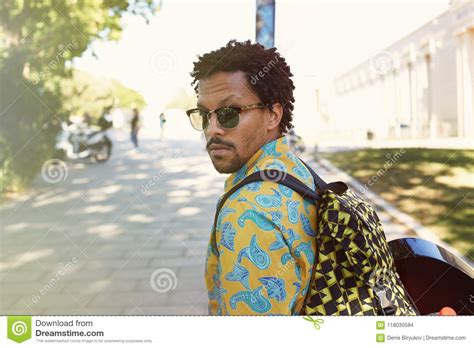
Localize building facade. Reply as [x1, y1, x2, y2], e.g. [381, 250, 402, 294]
[333, 0, 474, 141]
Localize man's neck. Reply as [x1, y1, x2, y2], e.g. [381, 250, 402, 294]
[262, 130, 282, 148]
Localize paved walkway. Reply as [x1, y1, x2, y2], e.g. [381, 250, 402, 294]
[1, 131, 419, 315]
[1, 130, 223, 315]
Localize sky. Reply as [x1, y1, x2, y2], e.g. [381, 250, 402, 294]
[73, 0, 451, 143]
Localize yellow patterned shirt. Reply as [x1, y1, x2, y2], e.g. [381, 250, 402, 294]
[205, 136, 318, 315]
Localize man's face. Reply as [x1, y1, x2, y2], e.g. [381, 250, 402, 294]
[197, 71, 270, 174]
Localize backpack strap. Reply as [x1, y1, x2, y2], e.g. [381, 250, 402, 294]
[212, 170, 321, 242]
[298, 157, 348, 195]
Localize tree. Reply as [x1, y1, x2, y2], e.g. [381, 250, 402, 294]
[0, 0, 158, 192]
[60, 69, 146, 119]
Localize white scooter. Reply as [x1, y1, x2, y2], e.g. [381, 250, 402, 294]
[54, 119, 112, 162]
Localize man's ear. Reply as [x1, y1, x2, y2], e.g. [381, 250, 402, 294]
[267, 103, 283, 131]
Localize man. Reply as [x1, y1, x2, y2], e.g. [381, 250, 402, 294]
[187, 40, 317, 315]
[130, 108, 140, 148]
[159, 112, 166, 141]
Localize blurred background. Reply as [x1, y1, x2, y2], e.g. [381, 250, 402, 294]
[0, 0, 472, 315]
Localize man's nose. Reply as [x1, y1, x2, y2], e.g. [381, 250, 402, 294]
[205, 112, 225, 138]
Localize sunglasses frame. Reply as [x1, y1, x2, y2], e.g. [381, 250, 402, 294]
[186, 102, 267, 131]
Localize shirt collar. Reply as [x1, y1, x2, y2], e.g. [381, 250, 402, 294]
[224, 136, 289, 192]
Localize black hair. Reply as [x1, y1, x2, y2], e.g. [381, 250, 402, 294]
[190, 40, 295, 134]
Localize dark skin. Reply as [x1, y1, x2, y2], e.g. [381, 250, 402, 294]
[197, 71, 284, 174]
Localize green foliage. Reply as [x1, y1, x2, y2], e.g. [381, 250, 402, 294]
[0, 0, 157, 192]
[61, 70, 146, 119]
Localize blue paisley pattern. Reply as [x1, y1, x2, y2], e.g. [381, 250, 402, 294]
[289, 281, 301, 312]
[269, 211, 283, 229]
[281, 252, 293, 265]
[205, 136, 318, 315]
[217, 207, 236, 229]
[238, 235, 271, 270]
[225, 263, 250, 290]
[229, 286, 272, 313]
[238, 209, 275, 230]
[262, 140, 282, 158]
[246, 181, 264, 192]
[278, 184, 293, 198]
[286, 200, 300, 224]
[283, 228, 301, 248]
[266, 159, 286, 171]
[286, 151, 299, 164]
[269, 232, 286, 251]
[300, 212, 316, 237]
[221, 221, 237, 251]
[229, 187, 244, 201]
[256, 188, 282, 208]
[232, 164, 248, 185]
[259, 277, 287, 302]
[292, 165, 310, 180]
[294, 241, 314, 263]
[303, 199, 311, 215]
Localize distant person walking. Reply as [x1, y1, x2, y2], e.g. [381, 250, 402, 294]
[159, 112, 166, 141]
[131, 108, 140, 148]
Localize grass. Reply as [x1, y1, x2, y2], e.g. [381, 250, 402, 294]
[319, 148, 474, 259]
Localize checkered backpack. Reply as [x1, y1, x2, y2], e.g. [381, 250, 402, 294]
[218, 159, 417, 315]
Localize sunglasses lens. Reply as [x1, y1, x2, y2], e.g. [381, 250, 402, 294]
[217, 108, 239, 129]
[189, 110, 208, 131]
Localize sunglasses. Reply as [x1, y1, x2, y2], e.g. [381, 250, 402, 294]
[186, 103, 266, 131]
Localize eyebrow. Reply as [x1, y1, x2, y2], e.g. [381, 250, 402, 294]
[197, 95, 240, 110]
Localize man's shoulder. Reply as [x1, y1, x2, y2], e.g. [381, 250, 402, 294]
[252, 151, 315, 191]
[219, 179, 311, 217]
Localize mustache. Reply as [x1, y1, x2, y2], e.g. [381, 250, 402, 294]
[206, 137, 234, 150]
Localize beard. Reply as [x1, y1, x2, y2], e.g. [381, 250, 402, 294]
[206, 130, 264, 174]
[206, 136, 244, 174]
[209, 150, 245, 174]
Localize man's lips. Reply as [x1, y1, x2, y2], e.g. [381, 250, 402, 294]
[208, 145, 231, 151]
[208, 144, 232, 156]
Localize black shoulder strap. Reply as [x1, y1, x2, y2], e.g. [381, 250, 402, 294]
[212, 161, 348, 233]
[298, 158, 327, 189]
[298, 157, 348, 195]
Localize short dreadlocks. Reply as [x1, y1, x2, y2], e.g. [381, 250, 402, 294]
[190, 40, 295, 134]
